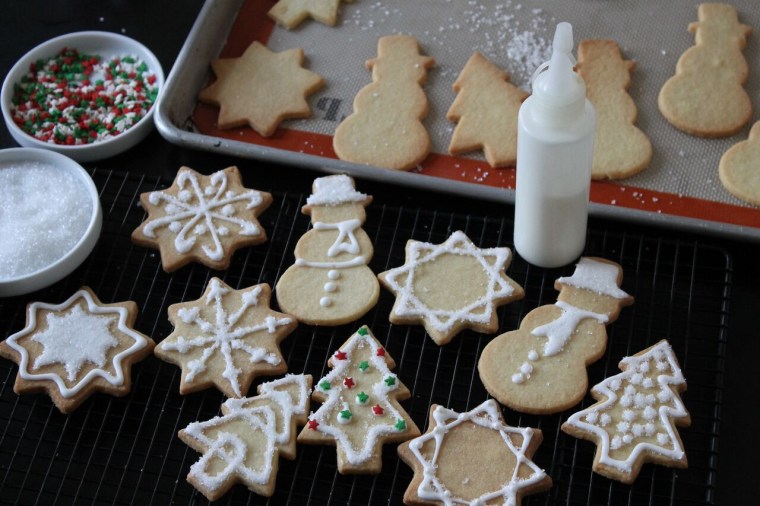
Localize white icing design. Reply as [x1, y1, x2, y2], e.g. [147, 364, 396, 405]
[306, 327, 411, 466]
[305, 174, 369, 206]
[381, 231, 516, 334]
[142, 170, 266, 261]
[182, 374, 310, 494]
[4, 289, 150, 398]
[407, 400, 548, 505]
[563, 341, 689, 473]
[556, 257, 631, 299]
[159, 279, 291, 397]
[532, 301, 608, 356]
[320, 297, 333, 307]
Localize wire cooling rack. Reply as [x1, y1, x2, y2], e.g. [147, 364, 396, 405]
[0, 168, 728, 505]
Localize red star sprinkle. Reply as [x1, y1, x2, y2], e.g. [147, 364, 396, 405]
[334, 350, 348, 360]
[307, 419, 319, 430]
[376, 348, 386, 357]
[343, 377, 355, 388]
[372, 405, 384, 415]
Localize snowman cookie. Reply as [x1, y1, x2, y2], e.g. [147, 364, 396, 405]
[719, 120, 760, 206]
[478, 257, 633, 414]
[275, 175, 379, 326]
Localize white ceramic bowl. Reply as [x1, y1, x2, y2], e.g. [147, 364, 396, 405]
[1, 31, 164, 162]
[0, 148, 102, 297]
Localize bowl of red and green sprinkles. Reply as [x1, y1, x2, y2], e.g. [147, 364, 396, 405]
[1, 31, 164, 162]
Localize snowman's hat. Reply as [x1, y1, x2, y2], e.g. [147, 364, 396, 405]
[555, 257, 631, 300]
[305, 174, 372, 207]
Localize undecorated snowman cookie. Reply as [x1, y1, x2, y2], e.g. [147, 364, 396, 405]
[719, 121, 760, 206]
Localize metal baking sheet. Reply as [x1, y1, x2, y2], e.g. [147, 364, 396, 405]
[155, 0, 760, 240]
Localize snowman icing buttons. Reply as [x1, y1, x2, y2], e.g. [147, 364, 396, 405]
[275, 175, 379, 326]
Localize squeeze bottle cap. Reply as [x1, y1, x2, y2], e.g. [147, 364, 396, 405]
[531, 22, 586, 119]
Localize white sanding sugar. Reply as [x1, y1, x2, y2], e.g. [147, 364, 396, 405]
[0, 161, 93, 279]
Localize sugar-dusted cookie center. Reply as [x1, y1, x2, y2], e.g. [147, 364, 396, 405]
[411, 252, 489, 312]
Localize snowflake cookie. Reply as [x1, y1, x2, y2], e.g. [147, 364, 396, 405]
[132, 166, 272, 272]
[155, 278, 297, 398]
[297, 326, 420, 474]
[179, 374, 313, 500]
[479, 257, 633, 414]
[561, 340, 691, 484]
[397, 399, 552, 506]
[0, 287, 155, 413]
[198, 41, 324, 136]
[378, 230, 524, 345]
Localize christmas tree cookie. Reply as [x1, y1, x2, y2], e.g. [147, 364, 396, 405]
[268, 0, 351, 29]
[478, 257, 633, 414]
[576, 40, 652, 180]
[155, 278, 297, 398]
[397, 400, 551, 505]
[0, 287, 155, 413]
[179, 374, 313, 500]
[333, 34, 435, 171]
[447, 52, 528, 168]
[297, 326, 420, 474]
[719, 121, 760, 206]
[562, 341, 690, 484]
[132, 166, 273, 272]
[275, 175, 379, 326]
[378, 231, 524, 345]
[658, 3, 752, 137]
[198, 41, 324, 136]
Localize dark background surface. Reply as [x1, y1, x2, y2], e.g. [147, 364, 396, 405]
[1, 1, 758, 504]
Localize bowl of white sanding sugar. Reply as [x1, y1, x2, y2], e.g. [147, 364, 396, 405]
[0, 148, 102, 296]
[1, 31, 164, 162]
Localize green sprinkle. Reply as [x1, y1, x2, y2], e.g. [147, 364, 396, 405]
[356, 392, 369, 404]
[358, 361, 370, 372]
[394, 419, 406, 431]
[319, 381, 331, 391]
[384, 376, 396, 387]
[357, 327, 368, 336]
[339, 409, 352, 420]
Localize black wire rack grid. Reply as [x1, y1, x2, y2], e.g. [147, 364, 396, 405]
[0, 168, 728, 505]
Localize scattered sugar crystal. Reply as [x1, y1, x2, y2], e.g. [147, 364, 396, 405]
[0, 161, 93, 279]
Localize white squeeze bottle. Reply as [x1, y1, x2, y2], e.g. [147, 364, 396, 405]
[513, 22, 595, 268]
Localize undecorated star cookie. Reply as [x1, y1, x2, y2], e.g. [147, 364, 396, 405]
[719, 120, 760, 206]
[479, 257, 633, 414]
[447, 52, 528, 168]
[268, 0, 351, 29]
[378, 231, 524, 345]
[132, 166, 272, 272]
[397, 399, 551, 505]
[561, 340, 690, 484]
[0, 287, 155, 413]
[297, 326, 420, 474]
[155, 278, 297, 398]
[179, 374, 312, 500]
[198, 41, 324, 136]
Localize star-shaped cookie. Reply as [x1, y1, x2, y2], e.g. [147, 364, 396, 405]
[398, 400, 551, 505]
[0, 287, 155, 413]
[378, 231, 524, 345]
[155, 278, 297, 398]
[198, 41, 324, 136]
[132, 166, 272, 272]
[268, 0, 351, 29]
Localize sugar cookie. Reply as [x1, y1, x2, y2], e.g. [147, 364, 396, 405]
[719, 120, 760, 206]
[562, 340, 690, 484]
[397, 400, 551, 505]
[268, 0, 350, 29]
[378, 231, 524, 346]
[0, 287, 155, 413]
[576, 40, 652, 180]
[297, 326, 420, 474]
[479, 257, 633, 414]
[658, 3, 752, 137]
[131, 166, 272, 272]
[333, 35, 435, 171]
[155, 278, 297, 398]
[275, 175, 379, 326]
[198, 41, 324, 136]
[447, 52, 528, 168]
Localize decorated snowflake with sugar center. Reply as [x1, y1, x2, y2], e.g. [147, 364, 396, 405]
[156, 278, 296, 398]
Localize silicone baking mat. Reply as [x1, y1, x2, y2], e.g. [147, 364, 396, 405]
[0, 168, 728, 505]
[171, 0, 760, 237]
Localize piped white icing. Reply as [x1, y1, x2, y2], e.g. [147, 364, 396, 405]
[407, 399, 548, 505]
[4, 289, 150, 398]
[563, 341, 689, 473]
[381, 231, 516, 334]
[556, 257, 630, 299]
[142, 169, 265, 261]
[532, 301, 608, 357]
[305, 175, 369, 206]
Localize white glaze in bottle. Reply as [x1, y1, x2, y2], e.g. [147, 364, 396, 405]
[514, 22, 596, 268]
